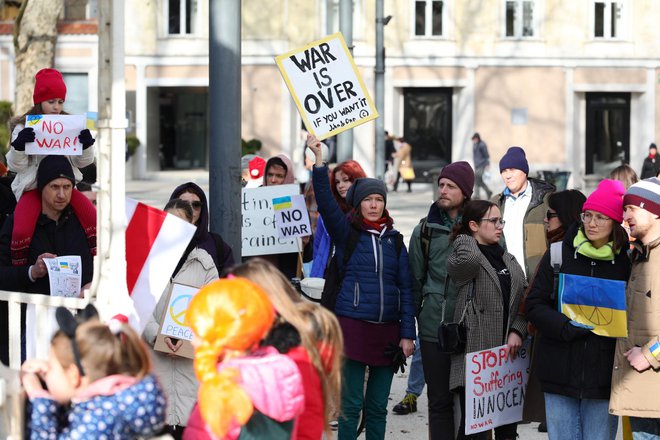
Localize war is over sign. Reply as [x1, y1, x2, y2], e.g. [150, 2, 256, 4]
[276, 32, 379, 140]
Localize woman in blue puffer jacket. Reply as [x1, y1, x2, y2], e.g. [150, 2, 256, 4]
[308, 134, 415, 440]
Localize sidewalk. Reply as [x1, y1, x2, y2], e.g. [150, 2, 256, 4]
[127, 172, 559, 439]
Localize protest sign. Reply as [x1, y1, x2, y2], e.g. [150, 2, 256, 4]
[154, 283, 200, 359]
[44, 255, 82, 298]
[25, 114, 86, 156]
[464, 340, 531, 435]
[273, 194, 311, 239]
[276, 32, 379, 140]
[242, 184, 301, 256]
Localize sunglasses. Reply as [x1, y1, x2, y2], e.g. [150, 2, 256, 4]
[179, 199, 203, 210]
[546, 210, 559, 219]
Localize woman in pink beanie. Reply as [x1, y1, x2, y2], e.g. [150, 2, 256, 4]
[525, 178, 631, 440]
[7, 68, 96, 201]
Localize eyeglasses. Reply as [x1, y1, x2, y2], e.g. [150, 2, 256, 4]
[546, 210, 559, 219]
[480, 217, 506, 228]
[580, 212, 611, 226]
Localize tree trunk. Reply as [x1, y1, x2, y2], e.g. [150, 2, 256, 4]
[13, 0, 63, 115]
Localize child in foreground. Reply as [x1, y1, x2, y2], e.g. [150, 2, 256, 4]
[20, 304, 167, 439]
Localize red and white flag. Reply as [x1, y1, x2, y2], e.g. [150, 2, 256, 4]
[121, 198, 196, 332]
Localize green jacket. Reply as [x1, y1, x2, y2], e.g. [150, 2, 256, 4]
[409, 208, 459, 343]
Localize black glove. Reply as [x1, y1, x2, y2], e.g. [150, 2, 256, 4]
[10, 127, 35, 151]
[560, 320, 593, 342]
[78, 129, 95, 150]
[384, 342, 408, 374]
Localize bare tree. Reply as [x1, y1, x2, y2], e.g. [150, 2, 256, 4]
[13, 0, 63, 114]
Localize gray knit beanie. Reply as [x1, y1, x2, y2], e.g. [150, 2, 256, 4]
[346, 178, 387, 208]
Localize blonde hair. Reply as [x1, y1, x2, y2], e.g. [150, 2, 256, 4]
[610, 164, 639, 190]
[185, 277, 275, 439]
[51, 319, 151, 383]
[296, 302, 344, 431]
[230, 259, 342, 433]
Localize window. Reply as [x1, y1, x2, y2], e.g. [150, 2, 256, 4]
[414, 0, 444, 37]
[63, 0, 97, 20]
[504, 0, 535, 37]
[61, 73, 89, 115]
[594, 1, 623, 38]
[168, 0, 198, 35]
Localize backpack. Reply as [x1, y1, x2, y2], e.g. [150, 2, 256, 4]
[549, 241, 562, 301]
[320, 228, 404, 311]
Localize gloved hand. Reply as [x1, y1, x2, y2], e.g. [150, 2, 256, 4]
[384, 342, 407, 374]
[561, 320, 594, 342]
[78, 129, 95, 150]
[10, 127, 35, 151]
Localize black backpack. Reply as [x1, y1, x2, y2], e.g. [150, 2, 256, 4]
[320, 228, 404, 311]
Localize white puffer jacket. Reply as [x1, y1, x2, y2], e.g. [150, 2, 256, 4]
[142, 247, 219, 427]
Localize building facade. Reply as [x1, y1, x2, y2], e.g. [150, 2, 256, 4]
[0, 0, 658, 189]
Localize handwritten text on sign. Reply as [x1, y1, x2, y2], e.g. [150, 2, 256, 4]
[273, 194, 311, 239]
[276, 32, 379, 140]
[25, 114, 86, 156]
[465, 340, 531, 435]
[242, 184, 301, 257]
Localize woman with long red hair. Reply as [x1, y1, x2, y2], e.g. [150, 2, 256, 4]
[310, 160, 366, 278]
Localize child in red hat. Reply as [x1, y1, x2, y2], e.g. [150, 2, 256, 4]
[7, 68, 96, 200]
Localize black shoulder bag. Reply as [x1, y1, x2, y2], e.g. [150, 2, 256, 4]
[437, 277, 475, 354]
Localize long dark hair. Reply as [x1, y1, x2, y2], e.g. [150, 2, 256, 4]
[451, 200, 497, 241]
[548, 190, 586, 230]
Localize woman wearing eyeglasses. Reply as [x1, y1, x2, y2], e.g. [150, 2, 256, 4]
[447, 200, 528, 440]
[525, 179, 631, 440]
[169, 182, 235, 274]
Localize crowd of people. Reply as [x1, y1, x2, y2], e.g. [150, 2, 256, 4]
[0, 68, 658, 440]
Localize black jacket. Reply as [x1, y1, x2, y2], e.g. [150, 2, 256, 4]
[0, 207, 94, 294]
[641, 154, 660, 179]
[525, 223, 630, 400]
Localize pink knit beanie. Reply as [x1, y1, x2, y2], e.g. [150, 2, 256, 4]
[582, 179, 625, 223]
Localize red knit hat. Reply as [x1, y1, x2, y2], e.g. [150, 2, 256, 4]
[248, 156, 266, 179]
[583, 179, 625, 223]
[33, 68, 67, 105]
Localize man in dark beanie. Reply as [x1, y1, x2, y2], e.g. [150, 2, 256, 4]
[396, 161, 474, 437]
[0, 155, 96, 365]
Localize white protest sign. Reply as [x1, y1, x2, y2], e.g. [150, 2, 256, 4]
[273, 194, 311, 239]
[43, 255, 82, 298]
[25, 114, 86, 156]
[276, 32, 379, 140]
[159, 283, 199, 341]
[242, 184, 301, 256]
[464, 340, 531, 435]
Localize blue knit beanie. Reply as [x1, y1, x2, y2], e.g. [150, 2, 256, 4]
[499, 146, 529, 175]
[346, 178, 387, 208]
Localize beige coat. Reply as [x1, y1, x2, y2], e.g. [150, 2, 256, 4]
[142, 247, 219, 427]
[393, 141, 413, 177]
[609, 236, 660, 418]
[447, 235, 528, 390]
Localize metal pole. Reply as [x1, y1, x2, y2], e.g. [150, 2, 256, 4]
[94, 0, 128, 310]
[336, 0, 354, 162]
[374, 0, 385, 179]
[209, 0, 242, 262]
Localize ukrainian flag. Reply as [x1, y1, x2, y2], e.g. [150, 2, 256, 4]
[60, 261, 69, 269]
[558, 273, 627, 338]
[272, 196, 292, 211]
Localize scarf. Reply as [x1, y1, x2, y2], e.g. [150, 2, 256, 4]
[11, 189, 97, 266]
[546, 226, 565, 244]
[572, 228, 616, 261]
[349, 208, 394, 232]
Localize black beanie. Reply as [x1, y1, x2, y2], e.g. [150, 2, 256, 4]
[37, 156, 75, 191]
[346, 178, 387, 208]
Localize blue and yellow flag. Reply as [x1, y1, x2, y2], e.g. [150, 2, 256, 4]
[558, 273, 627, 338]
[272, 196, 292, 211]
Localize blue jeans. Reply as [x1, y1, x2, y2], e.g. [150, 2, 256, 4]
[630, 417, 660, 440]
[405, 335, 425, 396]
[339, 359, 394, 440]
[544, 393, 618, 440]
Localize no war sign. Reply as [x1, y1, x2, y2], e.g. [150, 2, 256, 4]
[273, 194, 311, 239]
[276, 32, 379, 140]
[25, 114, 86, 156]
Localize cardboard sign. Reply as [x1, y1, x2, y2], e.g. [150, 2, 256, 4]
[242, 184, 301, 256]
[273, 194, 311, 239]
[25, 114, 86, 156]
[276, 32, 379, 140]
[154, 283, 200, 359]
[464, 340, 531, 435]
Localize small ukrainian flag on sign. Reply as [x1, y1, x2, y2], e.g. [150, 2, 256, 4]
[59, 261, 69, 269]
[558, 273, 627, 338]
[272, 196, 292, 211]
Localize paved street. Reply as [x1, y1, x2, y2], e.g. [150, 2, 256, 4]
[126, 171, 592, 439]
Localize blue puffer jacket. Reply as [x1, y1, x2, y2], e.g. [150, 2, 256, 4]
[313, 165, 415, 340]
